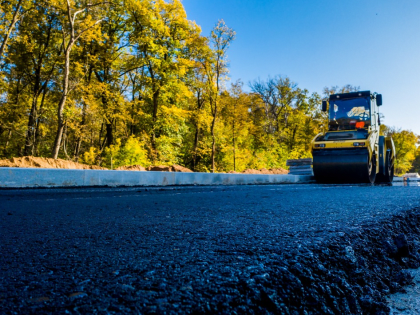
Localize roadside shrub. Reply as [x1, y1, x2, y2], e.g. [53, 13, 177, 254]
[105, 136, 150, 169]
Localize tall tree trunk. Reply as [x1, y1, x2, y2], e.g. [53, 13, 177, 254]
[24, 79, 41, 156]
[130, 76, 136, 135]
[291, 126, 297, 151]
[52, 115, 66, 159]
[233, 120, 236, 172]
[106, 121, 113, 147]
[52, 46, 72, 159]
[192, 128, 200, 172]
[4, 78, 22, 156]
[192, 91, 204, 171]
[151, 88, 159, 150]
[4, 129, 12, 156]
[73, 109, 85, 161]
[74, 134, 83, 161]
[52, 96, 67, 159]
[210, 99, 217, 173]
[62, 123, 70, 159]
[34, 87, 48, 156]
[98, 122, 104, 148]
[74, 111, 85, 160]
[211, 68, 220, 173]
[210, 56, 222, 173]
[74, 65, 92, 161]
[232, 98, 237, 172]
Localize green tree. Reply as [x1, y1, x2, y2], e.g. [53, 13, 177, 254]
[204, 19, 235, 172]
[49, 0, 108, 159]
[104, 136, 150, 169]
[0, 0, 33, 61]
[383, 126, 417, 175]
[409, 143, 420, 174]
[8, 6, 61, 156]
[250, 76, 322, 161]
[127, 0, 203, 163]
[219, 80, 252, 171]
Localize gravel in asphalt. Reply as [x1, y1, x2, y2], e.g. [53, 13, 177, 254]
[1, 183, 420, 314]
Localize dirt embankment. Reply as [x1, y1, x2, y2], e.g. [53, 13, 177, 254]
[0, 156, 194, 173]
[0, 156, 106, 170]
[146, 165, 193, 172]
[231, 168, 289, 175]
[0, 156, 288, 174]
[244, 167, 288, 174]
[115, 165, 193, 172]
[115, 165, 146, 171]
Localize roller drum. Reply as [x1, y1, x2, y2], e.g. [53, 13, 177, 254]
[313, 149, 371, 183]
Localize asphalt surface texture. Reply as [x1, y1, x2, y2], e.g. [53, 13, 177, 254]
[2, 183, 420, 314]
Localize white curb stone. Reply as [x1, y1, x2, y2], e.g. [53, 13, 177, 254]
[0, 168, 315, 188]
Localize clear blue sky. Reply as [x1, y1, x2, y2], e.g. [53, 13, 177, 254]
[182, 0, 420, 135]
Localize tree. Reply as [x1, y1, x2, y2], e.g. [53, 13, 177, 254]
[409, 141, 420, 174]
[221, 80, 252, 171]
[383, 126, 417, 175]
[8, 6, 61, 156]
[250, 76, 322, 159]
[204, 19, 235, 172]
[88, 0, 130, 151]
[322, 84, 360, 97]
[127, 0, 203, 163]
[49, 0, 107, 159]
[0, 0, 32, 61]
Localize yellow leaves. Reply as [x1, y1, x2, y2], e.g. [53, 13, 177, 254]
[51, 0, 106, 44]
[161, 105, 189, 127]
[83, 147, 99, 165]
[119, 136, 150, 166]
[80, 19, 103, 42]
[181, 82, 194, 97]
[388, 128, 418, 175]
[102, 136, 150, 168]
[48, 0, 67, 11]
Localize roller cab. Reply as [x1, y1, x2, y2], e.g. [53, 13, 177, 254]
[312, 91, 395, 183]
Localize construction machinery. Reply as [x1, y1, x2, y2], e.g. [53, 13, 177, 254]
[312, 91, 395, 183]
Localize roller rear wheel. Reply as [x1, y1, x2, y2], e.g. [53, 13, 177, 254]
[376, 151, 394, 183]
[364, 154, 376, 184]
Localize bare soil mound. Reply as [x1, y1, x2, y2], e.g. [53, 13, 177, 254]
[0, 157, 286, 175]
[242, 167, 288, 174]
[242, 169, 261, 174]
[147, 165, 172, 172]
[172, 164, 193, 173]
[147, 165, 193, 173]
[268, 168, 289, 174]
[115, 165, 146, 171]
[0, 156, 106, 170]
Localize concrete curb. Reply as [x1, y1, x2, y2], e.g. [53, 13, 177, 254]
[0, 168, 315, 188]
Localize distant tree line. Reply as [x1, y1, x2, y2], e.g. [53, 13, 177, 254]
[0, 0, 418, 174]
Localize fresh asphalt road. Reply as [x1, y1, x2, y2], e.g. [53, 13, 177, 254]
[1, 183, 420, 313]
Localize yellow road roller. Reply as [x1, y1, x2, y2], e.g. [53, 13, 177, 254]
[312, 91, 395, 183]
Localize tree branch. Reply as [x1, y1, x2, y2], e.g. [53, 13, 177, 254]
[74, 18, 104, 41]
[119, 64, 147, 77]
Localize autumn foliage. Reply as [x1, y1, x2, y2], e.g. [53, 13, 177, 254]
[0, 0, 417, 174]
